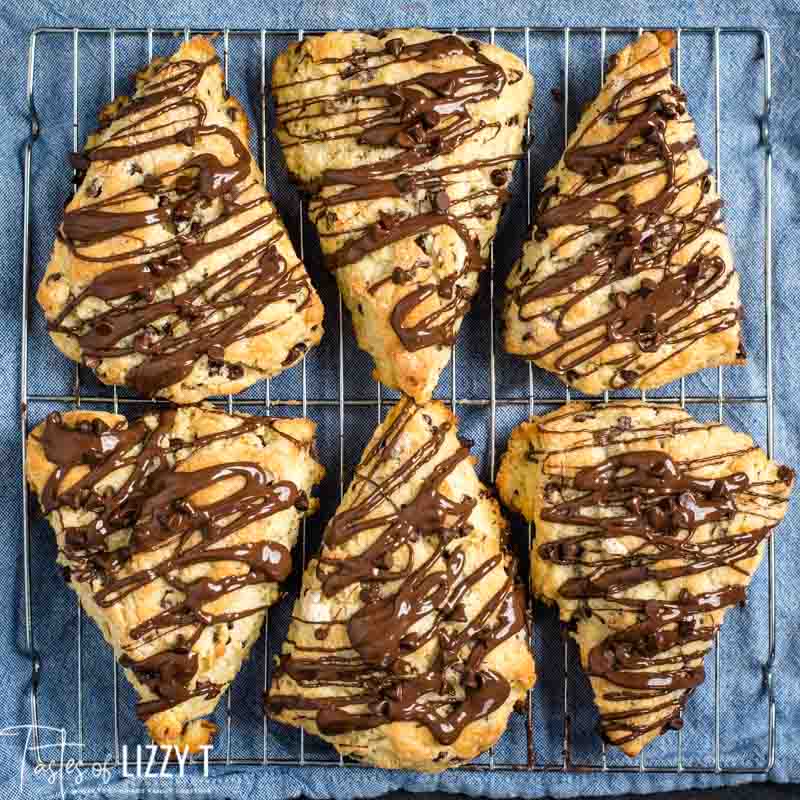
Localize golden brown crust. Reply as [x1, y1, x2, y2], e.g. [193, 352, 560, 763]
[268, 399, 535, 771]
[504, 32, 743, 394]
[272, 30, 533, 401]
[26, 406, 324, 752]
[38, 36, 323, 403]
[497, 401, 793, 757]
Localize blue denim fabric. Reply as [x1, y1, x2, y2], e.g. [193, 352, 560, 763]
[1, 2, 799, 798]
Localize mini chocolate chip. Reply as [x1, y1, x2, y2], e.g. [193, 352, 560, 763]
[427, 135, 443, 155]
[433, 190, 450, 213]
[778, 465, 795, 484]
[408, 123, 425, 144]
[422, 110, 440, 130]
[558, 541, 583, 560]
[175, 175, 195, 194]
[314, 627, 329, 641]
[490, 168, 508, 187]
[69, 152, 90, 171]
[360, 585, 379, 603]
[141, 175, 161, 193]
[641, 312, 658, 332]
[228, 364, 244, 380]
[620, 369, 638, 384]
[639, 278, 657, 296]
[395, 173, 414, 193]
[47, 272, 62, 283]
[385, 38, 404, 57]
[128, 162, 143, 175]
[617, 193, 634, 213]
[226, 106, 237, 121]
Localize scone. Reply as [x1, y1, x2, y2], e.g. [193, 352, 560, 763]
[272, 30, 534, 401]
[26, 406, 324, 752]
[497, 401, 793, 756]
[504, 31, 744, 393]
[267, 398, 535, 771]
[38, 36, 324, 403]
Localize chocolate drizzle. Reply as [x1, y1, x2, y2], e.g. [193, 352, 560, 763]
[267, 400, 528, 749]
[48, 48, 317, 397]
[508, 37, 739, 390]
[533, 404, 793, 746]
[273, 32, 527, 353]
[35, 409, 308, 721]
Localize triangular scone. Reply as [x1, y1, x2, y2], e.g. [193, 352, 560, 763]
[38, 36, 324, 403]
[272, 30, 533, 401]
[267, 398, 535, 771]
[26, 406, 324, 752]
[505, 32, 744, 394]
[497, 401, 793, 756]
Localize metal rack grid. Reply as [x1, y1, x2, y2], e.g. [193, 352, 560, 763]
[19, 24, 774, 777]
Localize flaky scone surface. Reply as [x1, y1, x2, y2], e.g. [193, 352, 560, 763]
[273, 29, 533, 401]
[26, 406, 324, 752]
[497, 401, 793, 756]
[505, 32, 743, 394]
[38, 36, 323, 403]
[267, 398, 535, 771]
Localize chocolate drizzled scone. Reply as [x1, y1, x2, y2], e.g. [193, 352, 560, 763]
[267, 399, 535, 771]
[26, 406, 324, 752]
[497, 401, 793, 756]
[272, 30, 533, 401]
[38, 37, 324, 403]
[505, 32, 744, 393]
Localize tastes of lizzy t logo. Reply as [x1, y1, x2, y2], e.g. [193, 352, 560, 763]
[1, 725, 211, 799]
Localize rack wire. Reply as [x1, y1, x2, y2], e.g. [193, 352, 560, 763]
[19, 25, 774, 777]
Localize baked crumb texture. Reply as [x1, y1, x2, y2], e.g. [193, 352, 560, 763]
[272, 29, 534, 401]
[26, 406, 324, 752]
[38, 36, 324, 403]
[267, 398, 535, 771]
[497, 400, 794, 757]
[504, 31, 744, 394]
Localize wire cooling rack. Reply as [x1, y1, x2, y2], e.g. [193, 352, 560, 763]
[19, 25, 774, 777]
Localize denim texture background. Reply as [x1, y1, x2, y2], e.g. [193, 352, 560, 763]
[1, 2, 799, 798]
